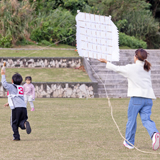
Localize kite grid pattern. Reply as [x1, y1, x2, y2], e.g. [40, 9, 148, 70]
[76, 11, 119, 61]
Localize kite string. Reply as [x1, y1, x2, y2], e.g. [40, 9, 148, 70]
[19, 34, 76, 60]
[3, 28, 160, 154]
[85, 58, 160, 155]
[1, 34, 76, 94]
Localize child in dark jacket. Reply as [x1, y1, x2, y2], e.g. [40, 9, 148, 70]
[1, 68, 31, 141]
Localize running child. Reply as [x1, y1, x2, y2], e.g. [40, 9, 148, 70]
[1, 69, 31, 141]
[23, 76, 35, 111]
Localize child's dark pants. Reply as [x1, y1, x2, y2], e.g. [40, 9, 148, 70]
[11, 107, 28, 140]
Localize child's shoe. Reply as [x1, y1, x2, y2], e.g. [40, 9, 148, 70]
[152, 133, 160, 151]
[31, 108, 34, 111]
[13, 138, 20, 141]
[123, 140, 134, 149]
[25, 121, 31, 134]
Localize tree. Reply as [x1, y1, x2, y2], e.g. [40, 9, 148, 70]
[118, 10, 160, 48]
[63, 0, 89, 14]
[86, 0, 160, 48]
[147, 0, 160, 18]
[29, 0, 64, 13]
[87, 0, 150, 22]
[0, 0, 35, 46]
[30, 8, 76, 45]
[29, 0, 90, 15]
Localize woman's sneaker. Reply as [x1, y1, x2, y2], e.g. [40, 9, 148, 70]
[152, 133, 160, 151]
[31, 108, 34, 111]
[25, 121, 31, 134]
[123, 141, 134, 149]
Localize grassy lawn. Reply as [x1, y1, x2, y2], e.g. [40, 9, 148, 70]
[0, 98, 160, 160]
[5, 68, 91, 82]
[0, 44, 132, 58]
[14, 44, 76, 49]
[119, 46, 132, 49]
[0, 49, 78, 57]
[13, 44, 130, 50]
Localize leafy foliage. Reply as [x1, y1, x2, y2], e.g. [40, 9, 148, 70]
[0, 35, 12, 48]
[87, 0, 150, 21]
[86, 0, 160, 48]
[30, 0, 90, 15]
[63, 0, 89, 14]
[30, 8, 76, 45]
[0, 0, 159, 48]
[29, 0, 63, 14]
[119, 32, 147, 49]
[147, 0, 160, 18]
[0, 0, 35, 45]
[121, 10, 160, 48]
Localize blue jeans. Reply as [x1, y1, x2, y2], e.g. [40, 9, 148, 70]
[125, 97, 159, 146]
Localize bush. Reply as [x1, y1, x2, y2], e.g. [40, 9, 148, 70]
[29, 0, 63, 14]
[119, 32, 147, 49]
[115, 19, 128, 31]
[0, 35, 12, 48]
[63, 0, 89, 14]
[87, 0, 150, 22]
[30, 8, 76, 45]
[0, 0, 35, 46]
[16, 39, 35, 46]
[30, 0, 89, 15]
[122, 10, 160, 48]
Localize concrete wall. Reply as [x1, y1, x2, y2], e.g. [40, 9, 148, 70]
[0, 57, 82, 68]
[0, 82, 98, 98]
[0, 57, 100, 98]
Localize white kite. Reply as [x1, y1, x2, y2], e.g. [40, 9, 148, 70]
[76, 11, 119, 61]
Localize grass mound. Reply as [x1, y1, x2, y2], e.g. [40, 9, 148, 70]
[5, 68, 91, 82]
[0, 98, 160, 159]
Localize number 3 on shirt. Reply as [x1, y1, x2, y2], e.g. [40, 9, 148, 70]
[18, 87, 24, 95]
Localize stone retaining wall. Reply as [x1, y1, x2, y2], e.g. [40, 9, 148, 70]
[0, 82, 98, 98]
[0, 57, 82, 68]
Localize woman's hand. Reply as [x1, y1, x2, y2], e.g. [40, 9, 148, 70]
[98, 58, 107, 63]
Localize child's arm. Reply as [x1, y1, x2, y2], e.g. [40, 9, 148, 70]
[1, 68, 13, 92]
[4, 102, 9, 107]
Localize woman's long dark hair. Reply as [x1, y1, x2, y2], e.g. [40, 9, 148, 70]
[135, 49, 151, 72]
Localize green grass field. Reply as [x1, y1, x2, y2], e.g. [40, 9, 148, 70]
[0, 44, 130, 58]
[0, 98, 160, 160]
[14, 44, 130, 49]
[0, 49, 78, 57]
[5, 68, 91, 82]
[15, 44, 76, 49]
